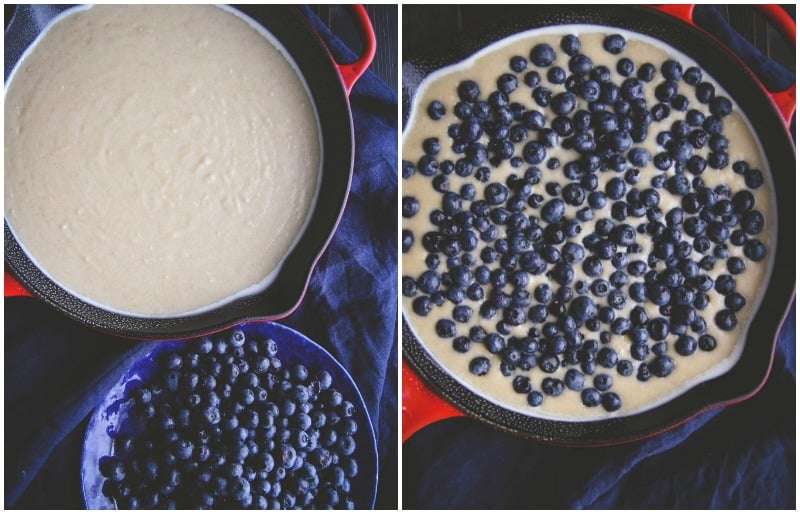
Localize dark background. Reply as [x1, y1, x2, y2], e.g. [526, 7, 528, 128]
[403, 4, 794, 71]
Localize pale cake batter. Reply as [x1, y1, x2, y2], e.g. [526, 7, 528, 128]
[5, 5, 322, 316]
[403, 28, 776, 420]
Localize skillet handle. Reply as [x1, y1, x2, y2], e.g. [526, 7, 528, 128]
[329, 5, 377, 96]
[652, 4, 796, 126]
[402, 359, 464, 443]
[5, 269, 32, 298]
[755, 5, 796, 124]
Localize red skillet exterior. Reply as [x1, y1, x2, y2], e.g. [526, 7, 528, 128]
[402, 4, 795, 445]
[4, 5, 375, 339]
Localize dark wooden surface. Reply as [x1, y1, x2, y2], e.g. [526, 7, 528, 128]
[403, 5, 795, 72]
[3, 4, 397, 88]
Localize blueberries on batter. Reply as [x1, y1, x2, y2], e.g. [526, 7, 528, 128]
[404, 33, 769, 413]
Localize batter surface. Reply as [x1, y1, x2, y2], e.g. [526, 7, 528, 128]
[402, 28, 776, 420]
[5, 5, 321, 316]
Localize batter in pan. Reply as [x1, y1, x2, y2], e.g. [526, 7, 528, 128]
[5, 5, 322, 316]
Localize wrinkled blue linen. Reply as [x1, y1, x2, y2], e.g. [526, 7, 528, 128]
[4, 7, 397, 508]
[403, 6, 794, 509]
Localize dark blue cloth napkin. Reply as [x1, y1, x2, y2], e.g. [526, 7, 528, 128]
[403, 6, 794, 509]
[4, 6, 397, 509]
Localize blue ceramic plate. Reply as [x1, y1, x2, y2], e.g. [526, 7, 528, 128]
[81, 321, 378, 509]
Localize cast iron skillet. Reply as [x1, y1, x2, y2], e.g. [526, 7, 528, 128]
[402, 4, 795, 446]
[4, 4, 375, 339]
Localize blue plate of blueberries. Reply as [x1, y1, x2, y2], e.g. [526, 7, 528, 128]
[81, 322, 378, 509]
[402, 5, 795, 446]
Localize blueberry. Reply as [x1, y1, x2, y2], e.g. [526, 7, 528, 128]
[725, 292, 746, 312]
[683, 66, 702, 85]
[695, 81, 715, 104]
[411, 296, 433, 316]
[710, 96, 733, 117]
[527, 390, 544, 407]
[524, 70, 541, 88]
[569, 295, 597, 323]
[530, 43, 556, 67]
[597, 347, 619, 369]
[596, 308, 614, 327]
[743, 239, 767, 261]
[568, 54, 593, 75]
[550, 263, 574, 286]
[726, 257, 745, 275]
[484, 333, 506, 354]
[435, 319, 456, 338]
[560, 34, 581, 56]
[708, 151, 728, 169]
[715, 274, 736, 295]
[511, 375, 532, 395]
[606, 177, 627, 200]
[547, 66, 567, 85]
[648, 354, 675, 378]
[628, 147, 650, 167]
[741, 210, 764, 235]
[580, 387, 601, 407]
[537, 353, 559, 373]
[616, 359, 634, 377]
[610, 224, 636, 246]
[457, 80, 480, 102]
[699, 334, 717, 351]
[637, 62, 656, 82]
[671, 333, 697, 355]
[427, 100, 446, 121]
[403, 229, 414, 253]
[621, 78, 645, 100]
[617, 58, 634, 76]
[497, 73, 519, 95]
[453, 305, 473, 323]
[402, 196, 420, 218]
[702, 116, 723, 136]
[417, 155, 439, 176]
[562, 369, 584, 391]
[469, 326, 486, 342]
[637, 362, 652, 382]
[416, 270, 440, 294]
[601, 392, 622, 412]
[541, 377, 565, 396]
[510, 55, 528, 72]
[469, 357, 491, 376]
[630, 342, 649, 361]
[522, 141, 547, 165]
[603, 34, 626, 54]
[607, 289, 626, 310]
[732, 190, 755, 213]
[593, 373, 613, 392]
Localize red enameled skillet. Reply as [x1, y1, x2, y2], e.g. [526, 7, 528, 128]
[402, 4, 795, 446]
[4, 4, 376, 339]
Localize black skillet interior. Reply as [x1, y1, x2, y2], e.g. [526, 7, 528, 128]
[4, 5, 353, 339]
[402, 4, 795, 445]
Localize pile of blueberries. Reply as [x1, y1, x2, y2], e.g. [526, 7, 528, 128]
[402, 33, 768, 412]
[99, 329, 359, 509]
